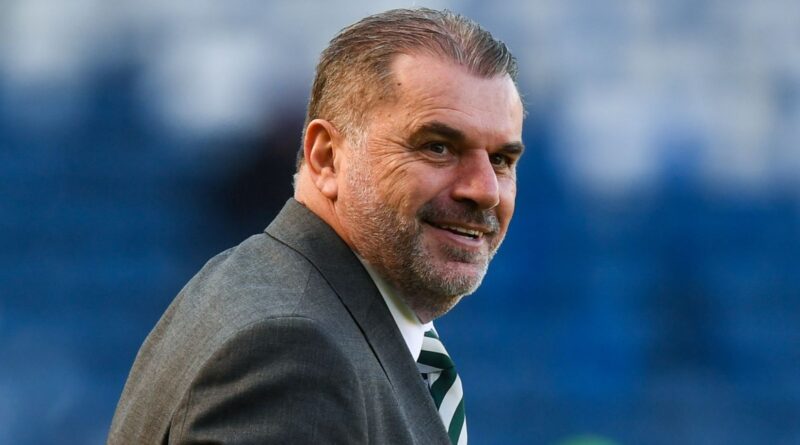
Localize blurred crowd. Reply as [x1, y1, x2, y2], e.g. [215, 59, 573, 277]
[1, 1, 798, 444]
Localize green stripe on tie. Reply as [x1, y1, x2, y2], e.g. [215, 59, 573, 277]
[429, 369, 456, 408]
[417, 350, 453, 370]
[448, 399, 465, 444]
[416, 329, 467, 445]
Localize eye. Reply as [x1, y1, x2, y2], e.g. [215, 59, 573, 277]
[425, 141, 450, 155]
[489, 153, 511, 167]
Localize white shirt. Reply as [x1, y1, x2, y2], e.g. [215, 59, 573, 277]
[358, 258, 433, 361]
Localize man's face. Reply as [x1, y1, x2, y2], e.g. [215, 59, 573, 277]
[337, 53, 524, 322]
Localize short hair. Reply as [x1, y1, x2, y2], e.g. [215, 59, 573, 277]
[296, 7, 519, 169]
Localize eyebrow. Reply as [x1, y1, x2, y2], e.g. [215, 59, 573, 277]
[409, 120, 525, 156]
[410, 121, 467, 144]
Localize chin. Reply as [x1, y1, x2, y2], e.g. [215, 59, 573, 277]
[395, 257, 487, 322]
[418, 260, 487, 298]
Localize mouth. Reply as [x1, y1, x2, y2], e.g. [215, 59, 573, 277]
[424, 220, 488, 240]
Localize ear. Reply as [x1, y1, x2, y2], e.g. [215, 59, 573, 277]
[303, 119, 342, 200]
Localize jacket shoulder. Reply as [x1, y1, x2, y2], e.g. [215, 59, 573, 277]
[108, 232, 343, 443]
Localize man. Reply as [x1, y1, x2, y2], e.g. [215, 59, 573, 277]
[108, 8, 524, 445]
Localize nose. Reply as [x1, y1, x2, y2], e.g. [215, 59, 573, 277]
[451, 151, 500, 209]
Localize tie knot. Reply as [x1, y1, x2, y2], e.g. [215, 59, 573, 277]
[417, 329, 455, 373]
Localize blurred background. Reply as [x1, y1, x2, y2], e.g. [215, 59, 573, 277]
[1, 0, 799, 444]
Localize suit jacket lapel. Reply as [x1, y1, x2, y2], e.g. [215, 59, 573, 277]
[265, 199, 449, 444]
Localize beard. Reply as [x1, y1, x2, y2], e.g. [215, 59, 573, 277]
[342, 158, 503, 321]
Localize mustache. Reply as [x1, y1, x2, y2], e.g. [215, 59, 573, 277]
[417, 201, 500, 234]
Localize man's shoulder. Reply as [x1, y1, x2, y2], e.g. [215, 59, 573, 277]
[151, 199, 364, 362]
[168, 230, 338, 339]
[109, 229, 361, 441]
[186, 232, 313, 308]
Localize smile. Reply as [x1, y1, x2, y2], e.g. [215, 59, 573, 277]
[425, 221, 488, 240]
[436, 224, 482, 239]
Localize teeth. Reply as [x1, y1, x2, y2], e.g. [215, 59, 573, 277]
[439, 224, 482, 238]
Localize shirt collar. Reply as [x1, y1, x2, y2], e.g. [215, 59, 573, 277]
[358, 257, 432, 361]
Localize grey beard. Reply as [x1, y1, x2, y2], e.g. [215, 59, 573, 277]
[343, 154, 502, 320]
[346, 184, 498, 319]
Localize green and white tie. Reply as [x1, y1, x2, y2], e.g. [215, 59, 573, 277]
[417, 330, 467, 445]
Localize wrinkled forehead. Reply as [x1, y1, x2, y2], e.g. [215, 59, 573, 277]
[360, 51, 519, 113]
[388, 50, 520, 95]
[380, 53, 523, 137]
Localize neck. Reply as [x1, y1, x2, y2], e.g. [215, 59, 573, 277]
[294, 166, 355, 251]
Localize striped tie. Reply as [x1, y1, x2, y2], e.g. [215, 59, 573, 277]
[417, 330, 467, 445]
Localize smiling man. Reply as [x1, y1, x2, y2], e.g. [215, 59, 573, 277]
[109, 8, 523, 445]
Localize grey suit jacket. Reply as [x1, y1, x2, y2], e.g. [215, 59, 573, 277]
[107, 199, 451, 444]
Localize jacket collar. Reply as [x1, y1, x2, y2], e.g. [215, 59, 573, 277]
[265, 198, 450, 444]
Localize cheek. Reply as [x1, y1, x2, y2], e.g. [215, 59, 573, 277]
[498, 180, 517, 225]
[373, 163, 414, 213]
[379, 163, 445, 214]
